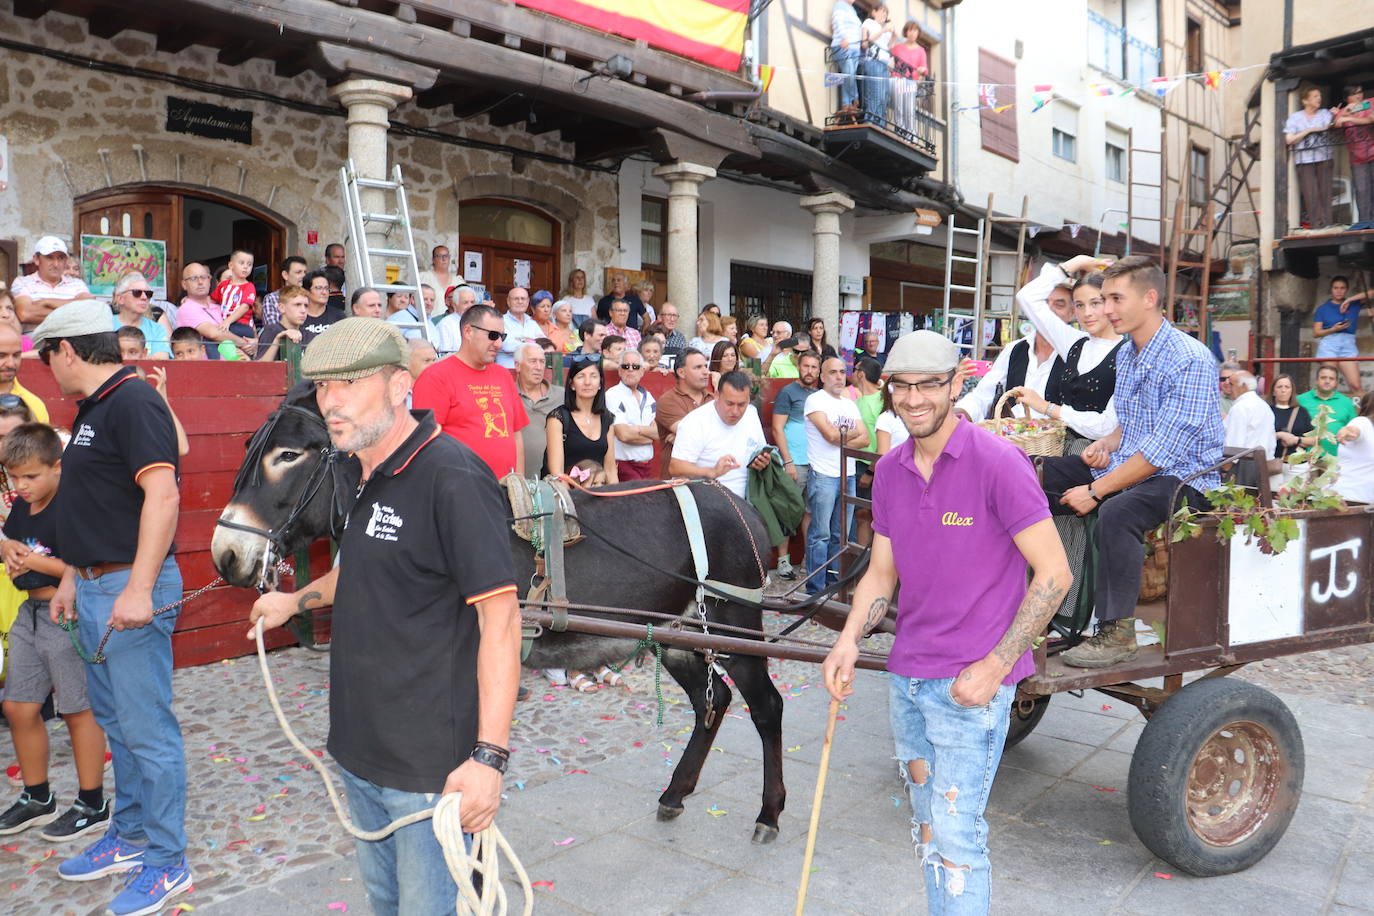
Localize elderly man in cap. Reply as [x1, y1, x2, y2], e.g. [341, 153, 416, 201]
[249, 318, 522, 915]
[11, 237, 91, 327]
[30, 301, 191, 915]
[822, 330, 1069, 916]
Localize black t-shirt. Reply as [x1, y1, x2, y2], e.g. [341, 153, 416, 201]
[301, 307, 346, 338]
[541, 406, 612, 477]
[327, 411, 519, 793]
[57, 368, 179, 567]
[4, 497, 62, 591]
[256, 322, 321, 359]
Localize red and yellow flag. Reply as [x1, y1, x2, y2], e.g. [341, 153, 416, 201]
[758, 64, 776, 93]
[514, 0, 749, 72]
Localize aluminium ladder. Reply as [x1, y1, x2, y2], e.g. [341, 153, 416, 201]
[940, 194, 1029, 361]
[338, 160, 433, 345]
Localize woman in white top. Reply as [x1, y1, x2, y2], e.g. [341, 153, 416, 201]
[1006, 255, 1125, 449]
[859, 4, 896, 124]
[872, 383, 911, 456]
[1335, 393, 1374, 504]
[555, 268, 598, 324]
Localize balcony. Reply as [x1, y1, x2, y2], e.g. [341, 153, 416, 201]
[1087, 9, 1161, 86]
[1274, 124, 1374, 274]
[821, 47, 941, 181]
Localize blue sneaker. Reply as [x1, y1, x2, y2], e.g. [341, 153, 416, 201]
[106, 857, 193, 916]
[58, 830, 146, 882]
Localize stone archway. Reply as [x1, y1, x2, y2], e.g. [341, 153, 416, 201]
[454, 174, 591, 285]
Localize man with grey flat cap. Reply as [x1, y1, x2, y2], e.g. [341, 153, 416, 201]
[247, 317, 521, 915]
[822, 330, 1069, 914]
[34, 299, 192, 915]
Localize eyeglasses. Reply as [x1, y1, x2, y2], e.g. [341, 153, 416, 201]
[1219, 374, 1233, 383]
[127, 289, 154, 299]
[183, 274, 211, 282]
[887, 373, 955, 397]
[38, 341, 59, 366]
[470, 326, 508, 342]
[0, 394, 22, 410]
[620, 363, 643, 370]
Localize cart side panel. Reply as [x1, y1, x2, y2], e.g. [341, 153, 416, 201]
[1302, 512, 1374, 632]
[1164, 522, 1224, 657]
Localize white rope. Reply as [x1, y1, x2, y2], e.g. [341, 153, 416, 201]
[253, 620, 533, 915]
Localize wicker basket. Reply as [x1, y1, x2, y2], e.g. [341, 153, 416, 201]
[1139, 527, 1170, 601]
[977, 392, 1066, 457]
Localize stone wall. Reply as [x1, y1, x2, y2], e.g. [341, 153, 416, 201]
[0, 8, 619, 284]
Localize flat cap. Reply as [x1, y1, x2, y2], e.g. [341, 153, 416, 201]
[883, 330, 960, 376]
[30, 299, 117, 349]
[300, 317, 408, 381]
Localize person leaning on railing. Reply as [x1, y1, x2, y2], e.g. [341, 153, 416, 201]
[859, 3, 896, 125]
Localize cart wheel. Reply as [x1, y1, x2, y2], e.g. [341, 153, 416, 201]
[1128, 678, 1303, 876]
[1004, 695, 1050, 749]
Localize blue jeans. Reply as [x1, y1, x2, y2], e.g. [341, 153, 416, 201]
[804, 470, 854, 595]
[860, 57, 890, 122]
[889, 674, 1015, 916]
[834, 48, 860, 109]
[75, 558, 185, 866]
[340, 766, 471, 916]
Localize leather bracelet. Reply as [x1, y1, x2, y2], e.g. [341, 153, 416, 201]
[473, 740, 510, 759]
[470, 745, 508, 774]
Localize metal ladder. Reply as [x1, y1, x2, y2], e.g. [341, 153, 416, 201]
[338, 160, 432, 344]
[940, 194, 1029, 361]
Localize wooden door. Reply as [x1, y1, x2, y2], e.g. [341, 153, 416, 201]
[460, 241, 556, 307]
[75, 191, 180, 295]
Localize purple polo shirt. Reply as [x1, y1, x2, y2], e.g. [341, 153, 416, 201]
[872, 419, 1051, 685]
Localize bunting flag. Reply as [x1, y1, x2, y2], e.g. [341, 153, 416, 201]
[993, 103, 1016, 114]
[1027, 226, 1044, 238]
[758, 64, 776, 93]
[1067, 223, 1083, 238]
[1088, 83, 1117, 98]
[513, 0, 748, 71]
[1204, 71, 1226, 89]
[979, 83, 998, 108]
[1031, 84, 1054, 112]
[1150, 76, 1183, 98]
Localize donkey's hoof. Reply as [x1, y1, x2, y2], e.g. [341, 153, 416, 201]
[657, 803, 685, 821]
[751, 823, 780, 844]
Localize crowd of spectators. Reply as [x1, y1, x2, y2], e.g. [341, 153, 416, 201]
[830, 1, 931, 136]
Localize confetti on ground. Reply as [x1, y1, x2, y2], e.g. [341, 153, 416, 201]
[599, 715, 616, 720]
[711, 746, 723, 753]
[532, 881, 555, 890]
[553, 838, 576, 846]
[328, 903, 349, 912]
[890, 796, 902, 807]
[786, 745, 801, 752]
[1091, 785, 1117, 793]
[1153, 872, 1172, 880]
[1101, 704, 1113, 711]
[513, 781, 525, 791]
[1100, 840, 1112, 845]
[707, 806, 727, 817]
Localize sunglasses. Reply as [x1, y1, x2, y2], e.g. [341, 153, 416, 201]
[470, 327, 508, 342]
[0, 394, 22, 410]
[38, 340, 59, 366]
[620, 363, 644, 370]
[126, 289, 155, 299]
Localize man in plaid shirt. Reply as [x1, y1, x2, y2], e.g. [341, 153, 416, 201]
[1039, 256, 1223, 668]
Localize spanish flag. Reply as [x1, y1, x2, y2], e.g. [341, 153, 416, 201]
[758, 64, 776, 93]
[514, 0, 749, 72]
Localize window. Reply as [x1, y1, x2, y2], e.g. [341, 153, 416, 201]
[1190, 146, 1210, 204]
[1106, 142, 1126, 182]
[1185, 17, 1203, 73]
[978, 49, 1018, 162]
[1052, 102, 1079, 163]
[640, 196, 666, 269]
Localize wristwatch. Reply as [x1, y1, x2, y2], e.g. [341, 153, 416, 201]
[1087, 485, 1104, 505]
[470, 744, 509, 774]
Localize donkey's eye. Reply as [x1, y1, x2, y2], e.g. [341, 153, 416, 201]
[276, 451, 301, 463]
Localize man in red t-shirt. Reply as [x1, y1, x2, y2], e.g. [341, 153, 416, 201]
[1335, 84, 1374, 227]
[412, 305, 528, 478]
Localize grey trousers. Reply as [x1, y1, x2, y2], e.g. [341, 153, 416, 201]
[1297, 159, 1334, 227]
[1352, 160, 1374, 224]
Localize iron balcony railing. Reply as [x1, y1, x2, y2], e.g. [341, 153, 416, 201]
[823, 45, 940, 157]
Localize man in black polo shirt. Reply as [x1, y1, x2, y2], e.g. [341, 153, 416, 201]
[32, 300, 191, 916]
[249, 317, 521, 914]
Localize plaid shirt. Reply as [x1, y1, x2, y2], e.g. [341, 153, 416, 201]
[261, 288, 283, 326]
[1098, 319, 1224, 491]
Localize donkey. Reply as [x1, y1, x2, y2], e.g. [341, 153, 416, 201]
[211, 382, 788, 842]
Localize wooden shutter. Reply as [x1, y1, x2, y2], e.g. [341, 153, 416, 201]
[978, 49, 1019, 162]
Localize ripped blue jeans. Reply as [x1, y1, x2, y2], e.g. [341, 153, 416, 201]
[889, 674, 1014, 915]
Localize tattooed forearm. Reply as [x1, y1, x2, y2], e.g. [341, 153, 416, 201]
[854, 597, 890, 647]
[296, 590, 323, 615]
[990, 576, 1065, 668]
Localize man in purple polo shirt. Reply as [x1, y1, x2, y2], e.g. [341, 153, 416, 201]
[823, 330, 1070, 915]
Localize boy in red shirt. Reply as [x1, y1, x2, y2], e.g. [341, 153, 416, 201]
[211, 249, 257, 337]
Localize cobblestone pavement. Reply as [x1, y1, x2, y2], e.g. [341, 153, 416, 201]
[1, 614, 1371, 915]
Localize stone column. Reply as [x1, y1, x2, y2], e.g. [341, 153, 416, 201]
[801, 191, 856, 343]
[328, 78, 413, 290]
[652, 161, 716, 327]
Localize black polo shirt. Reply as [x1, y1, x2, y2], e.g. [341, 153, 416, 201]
[327, 411, 518, 794]
[57, 367, 179, 568]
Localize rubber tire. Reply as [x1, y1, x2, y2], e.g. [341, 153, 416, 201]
[1003, 695, 1051, 750]
[1127, 678, 1304, 877]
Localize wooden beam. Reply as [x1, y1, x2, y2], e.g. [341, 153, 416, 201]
[11, 0, 48, 19]
[87, 10, 128, 39]
[273, 51, 313, 79]
[217, 41, 260, 67]
[156, 27, 201, 54]
[486, 100, 531, 128]
[138, 0, 757, 159]
[574, 129, 650, 163]
[525, 109, 582, 136]
[316, 40, 440, 90]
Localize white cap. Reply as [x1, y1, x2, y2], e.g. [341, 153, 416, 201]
[34, 236, 69, 256]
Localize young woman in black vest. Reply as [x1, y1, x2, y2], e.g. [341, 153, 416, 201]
[1007, 255, 1126, 455]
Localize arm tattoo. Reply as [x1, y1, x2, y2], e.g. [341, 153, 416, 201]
[854, 597, 890, 646]
[296, 590, 322, 615]
[990, 576, 1065, 669]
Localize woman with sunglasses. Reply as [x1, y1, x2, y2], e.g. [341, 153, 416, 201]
[1005, 256, 1125, 454]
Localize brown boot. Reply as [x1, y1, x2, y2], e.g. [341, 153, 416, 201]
[1061, 618, 1139, 669]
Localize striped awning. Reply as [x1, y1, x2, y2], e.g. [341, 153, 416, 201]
[513, 0, 748, 72]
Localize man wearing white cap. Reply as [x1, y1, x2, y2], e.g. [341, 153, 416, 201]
[10, 237, 90, 328]
[822, 330, 1069, 915]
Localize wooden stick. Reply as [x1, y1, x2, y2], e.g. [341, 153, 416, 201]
[795, 696, 841, 916]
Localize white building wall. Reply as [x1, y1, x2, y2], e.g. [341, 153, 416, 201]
[617, 159, 869, 314]
[947, 0, 1163, 247]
